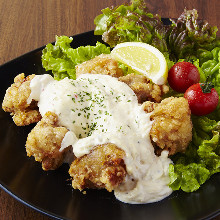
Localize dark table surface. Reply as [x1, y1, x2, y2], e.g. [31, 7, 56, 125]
[0, 0, 219, 219]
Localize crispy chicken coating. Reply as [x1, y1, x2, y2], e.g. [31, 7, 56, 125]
[143, 97, 192, 155]
[69, 143, 126, 192]
[2, 73, 41, 126]
[76, 54, 124, 78]
[2, 71, 192, 195]
[75, 54, 169, 104]
[26, 111, 70, 171]
[119, 73, 169, 103]
[70, 97, 192, 192]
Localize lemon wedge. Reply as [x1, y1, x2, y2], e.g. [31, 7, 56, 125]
[111, 42, 168, 85]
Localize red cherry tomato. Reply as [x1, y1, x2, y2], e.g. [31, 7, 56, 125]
[168, 62, 200, 93]
[184, 83, 219, 116]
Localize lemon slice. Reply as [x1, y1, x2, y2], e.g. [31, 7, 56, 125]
[111, 42, 168, 85]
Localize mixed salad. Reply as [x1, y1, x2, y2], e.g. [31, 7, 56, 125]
[41, 0, 220, 193]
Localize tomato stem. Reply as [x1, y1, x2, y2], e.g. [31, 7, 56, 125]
[200, 82, 214, 93]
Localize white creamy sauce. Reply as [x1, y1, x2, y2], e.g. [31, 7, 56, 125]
[28, 74, 172, 204]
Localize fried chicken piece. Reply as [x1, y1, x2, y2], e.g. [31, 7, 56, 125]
[75, 55, 168, 103]
[142, 100, 159, 113]
[2, 73, 41, 126]
[143, 97, 192, 155]
[69, 143, 126, 192]
[119, 73, 169, 103]
[76, 54, 124, 78]
[26, 111, 70, 171]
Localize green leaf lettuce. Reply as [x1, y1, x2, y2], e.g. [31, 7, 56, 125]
[169, 116, 220, 192]
[42, 36, 110, 80]
[94, 0, 171, 53]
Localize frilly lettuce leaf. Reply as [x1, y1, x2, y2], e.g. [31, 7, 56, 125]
[168, 44, 220, 193]
[169, 162, 210, 192]
[168, 9, 219, 60]
[199, 47, 220, 95]
[94, 1, 219, 63]
[94, 0, 171, 53]
[177, 9, 217, 44]
[42, 36, 110, 80]
[169, 116, 220, 192]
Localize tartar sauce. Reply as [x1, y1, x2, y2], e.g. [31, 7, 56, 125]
[28, 74, 172, 204]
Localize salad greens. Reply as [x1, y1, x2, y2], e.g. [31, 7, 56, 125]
[169, 116, 220, 192]
[199, 47, 220, 95]
[42, 36, 110, 80]
[168, 45, 220, 192]
[94, 0, 170, 53]
[168, 9, 219, 61]
[41, 0, 220, 193]
[94, 0, 219, 62]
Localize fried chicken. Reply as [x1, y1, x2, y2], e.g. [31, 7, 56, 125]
[69, 143, 126, 192]
[75, 55, 169, 104]
[2, 73, 41, 126]
[119, 73, 169, 103]
[69, 97, 192, 192]
[26, 111, 70, 171]
[143, 97, 192, 155]
[76, 54, 124, 78]
[2, 71, 192, 195]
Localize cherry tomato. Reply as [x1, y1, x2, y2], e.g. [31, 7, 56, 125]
[184, 83, 219, 116]
[168, 61, 200, 93]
